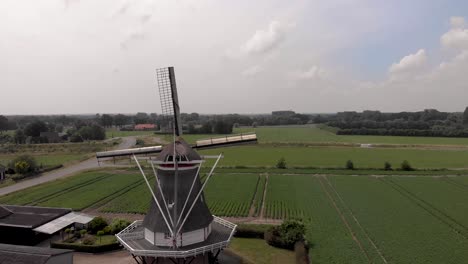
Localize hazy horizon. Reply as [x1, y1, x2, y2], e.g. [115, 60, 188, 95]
[2, 1, 468, 115]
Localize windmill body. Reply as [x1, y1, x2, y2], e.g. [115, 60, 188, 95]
[96, 67, 257, 264]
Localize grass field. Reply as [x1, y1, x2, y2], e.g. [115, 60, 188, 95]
[199, 145, 468, 169]
[229, 238, 295, 264]
[235, 125, 468, 145]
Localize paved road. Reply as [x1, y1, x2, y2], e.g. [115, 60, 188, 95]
[0, 137, 136, 197]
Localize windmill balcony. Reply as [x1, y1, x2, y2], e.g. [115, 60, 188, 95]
[116, 216, 236, 259]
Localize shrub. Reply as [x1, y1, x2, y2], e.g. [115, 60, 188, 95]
[82, 236, 96, 245]
[384, 162, 392, 171]
[88, 217, 108, 234]
[102, 226, 112, 235]
[80, 230, 87, 237]
[96, 231, 105, 243]
[9, 155, 37, 175]
[234, 224, 273, 239]
[346, 160, 354, 170]
[265, 220, 306, 250]
[276, 157, 287, 169]
[401, 160, 413, 171]
[110, 219, 131, 235]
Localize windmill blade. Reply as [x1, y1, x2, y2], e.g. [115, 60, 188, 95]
[193, 133, 257, 150]
[96, 146, 163, 159]
[157, 67, 182, 136]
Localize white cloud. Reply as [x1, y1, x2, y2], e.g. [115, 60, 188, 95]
[291, 66, 327, 80]
[441, 29, 468, 50]
[450, 16, 466, 29]
[388, 49, 427, 76]
[242, 65, 263, 76]
[241, 21, 289, 55]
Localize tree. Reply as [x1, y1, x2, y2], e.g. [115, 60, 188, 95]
[9, 155, 37, 175]
[100, 114, 114, 128]
[401, 160, 413, 171]
[0, 115, 9, 134]
[134, 112, 149, 124]
[88, 217, 108, 234]
[109, 219, 131, 234]
[265, 220, 306, 250]
[14, 129, 26, 144]
[114, 114, 129, 127]
[96, 231, 104, 244]
[276, 157, 287, 169]
[24, 121, 48, 138]
[384, 162, 392, 171]
[346, 160, 354, 170]
[464, 107, 468, 126]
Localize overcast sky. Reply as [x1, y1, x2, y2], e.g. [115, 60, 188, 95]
[2, 0, 468, 115]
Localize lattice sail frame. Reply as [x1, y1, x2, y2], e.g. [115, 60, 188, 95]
[157, 67, 182, 136]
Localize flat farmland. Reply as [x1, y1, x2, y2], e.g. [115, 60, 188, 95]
[235, 125, 468, 145]
[100, 172, 259, 217]
[200, 145, 468, 169]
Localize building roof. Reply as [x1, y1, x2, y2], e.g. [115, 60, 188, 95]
[33, 211, 94, 234]
[0, 205, 71, 229]
[135, 124, 156, 130]
[0, 206, 13, 219]
[0, 243, 72, 264]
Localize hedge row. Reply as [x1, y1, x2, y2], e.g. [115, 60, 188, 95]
[50, 241, 122, 253]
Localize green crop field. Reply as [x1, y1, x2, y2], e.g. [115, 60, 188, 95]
[100, 172, 259, 217]
[204, 173, 258, 217]
[0, 171, 141, 210]
[235, 125, 468, 145]
[199, 145, 468, 169]
[263, 174, 468, 263]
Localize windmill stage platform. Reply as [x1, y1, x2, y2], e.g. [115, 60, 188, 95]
[117, 216, 236, 260]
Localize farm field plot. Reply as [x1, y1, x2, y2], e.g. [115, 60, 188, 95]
[200, 145, 468, 169]
[204, 173, 258, 217]
[235, 125, 468, 145]
[101, 173, 259, 217]
[0, 171, 141, 210]
[329, 176, 468, 264]
[265, 175, 369, 263]
[390, 177, 468, 235]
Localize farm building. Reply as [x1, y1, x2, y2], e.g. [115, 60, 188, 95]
[0, 165, 5, 181]
[0, 243, 73, 264]
[134, 123, 157, 131]
[40, 132, 62, 143]
[0, 204, 93, 246]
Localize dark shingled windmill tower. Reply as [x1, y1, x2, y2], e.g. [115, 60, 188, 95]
[96, 67, 257, 264]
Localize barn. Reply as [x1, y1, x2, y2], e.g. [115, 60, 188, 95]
[0, 243, 73, 264]
[0, 205, 92, 246]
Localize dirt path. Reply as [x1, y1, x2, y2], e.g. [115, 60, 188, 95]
[0, 137, 136, 196]
[259, 173, 269, 219]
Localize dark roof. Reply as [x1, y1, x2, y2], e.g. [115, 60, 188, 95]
[0, 205, 71, 228]
[156, 137, 201, 162]
[143, 166, 213, 233]
[0, 206, 13, 219]
[0, 243, 72, 264]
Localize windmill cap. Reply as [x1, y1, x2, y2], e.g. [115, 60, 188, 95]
[156, 137, 202, 162]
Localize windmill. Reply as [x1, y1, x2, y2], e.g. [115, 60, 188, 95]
[96, 67, 257, 264]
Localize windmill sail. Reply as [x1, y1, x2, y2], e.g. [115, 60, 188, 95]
[157, 67, 182, 136]
[194, 133, 258, 150]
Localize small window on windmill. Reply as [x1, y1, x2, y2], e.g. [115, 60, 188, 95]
[166, 155, 173, 162]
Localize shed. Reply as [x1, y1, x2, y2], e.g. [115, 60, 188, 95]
[0, 243, 73, 264]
